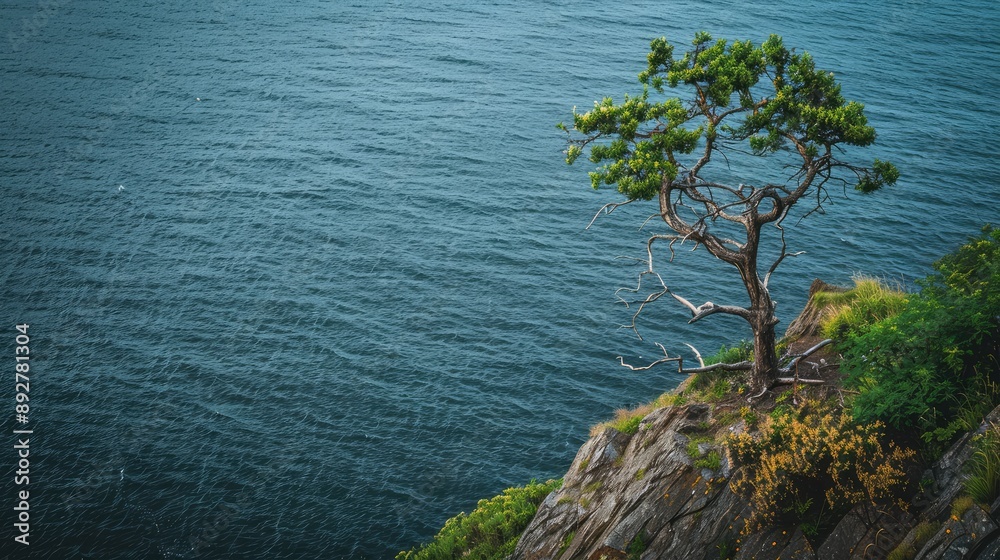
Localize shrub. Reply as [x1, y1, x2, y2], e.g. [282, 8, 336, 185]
[396, 479, 562, 560]
[729, 403, 915, 536]
[836, 226, 1000, 452]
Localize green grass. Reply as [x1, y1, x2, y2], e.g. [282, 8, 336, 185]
[685, 435, 713, 459]
[396, 479, 562, 560]
[816, 277, 908, 339]
[886, 522, 945, 560]
[556, 531, 575, 558]
[590, 392, 686, 437]
[886, 542, 916, 560]
[912, 520, 940, 549]
[672, 341, 754, 403]
[951, 495, 975, 519]
[694, 450, 722, 470]
[704, 340, 753, 366]
[965, 426, 1000, 505]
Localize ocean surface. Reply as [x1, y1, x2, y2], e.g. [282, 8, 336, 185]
[1, 1, 998, 558]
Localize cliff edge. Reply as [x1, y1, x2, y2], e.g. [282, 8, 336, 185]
[513, 401, 1000, 560]
[511, 278, 1000, 560]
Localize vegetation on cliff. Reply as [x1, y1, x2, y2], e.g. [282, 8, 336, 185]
[836, 226, 1000, 455]
[395, 479, 561, 560]
[398, 226, 1000, 558]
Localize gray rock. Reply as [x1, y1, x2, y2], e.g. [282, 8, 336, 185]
[511, 402, 1000, 560]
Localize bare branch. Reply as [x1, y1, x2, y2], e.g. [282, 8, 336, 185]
[670, 293, 750, 323]
[586, 200, 637, 230]
[763, 206, 805, 288]
[614, 270, 670, 340]
[618, 354, 681, 371]
[773, 377, 826, 385]
[671, 292, 700, 315]
[684, 343, 705, 368]
[688, 302, 751, 324]
[618, 341, 752, 374]
[780, 338, 833, 373]
[681, 361, 752, 374]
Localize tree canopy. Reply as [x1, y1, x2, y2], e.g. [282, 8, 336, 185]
[561, 32, 898, 394]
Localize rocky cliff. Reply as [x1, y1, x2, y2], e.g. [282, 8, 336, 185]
[510, 277, 1000, 560]
[511, 396, 1000, 560]
[514, 394, 1000, 560]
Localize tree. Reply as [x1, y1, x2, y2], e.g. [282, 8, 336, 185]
[560, 32, 898, 396]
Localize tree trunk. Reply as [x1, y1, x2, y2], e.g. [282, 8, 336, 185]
[750, 310, 779, 393]
[741, 223, 780, 393]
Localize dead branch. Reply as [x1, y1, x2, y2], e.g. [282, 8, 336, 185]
[773, 377, 826, 385]
[617, 342, 751, 374]
[614, 270, 670, 340]
[781, 338, 833, 372]
[763, 207, 805, 289]
[586, 200, 637, 230]
[683, 343, 705, 368]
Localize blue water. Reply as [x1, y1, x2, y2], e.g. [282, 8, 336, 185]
[1, 1, 998, 558]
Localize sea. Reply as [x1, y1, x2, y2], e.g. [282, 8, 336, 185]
[1, 1, 998, 558]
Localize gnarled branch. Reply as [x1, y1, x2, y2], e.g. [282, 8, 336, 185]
[617, 342, 752, 374]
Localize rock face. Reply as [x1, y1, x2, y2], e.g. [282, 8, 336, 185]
[511, 279, 1000, 559]
[512, 404, 1000, 560]
[513, 403, 812, 559]
[783, 279, 846, 341]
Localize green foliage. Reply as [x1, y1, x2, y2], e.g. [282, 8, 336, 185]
[965, 424, 1000, 505]
[837, 227, 1000, 451]
[396, 479, 562, 560]
[883, 518, 939, 560]
[705, 340, 753, 366]
[683, 346, 751, 402]
[716, 537, 737, 560]
[611, 413, 644, 435]
[694, 450, 722, 471]
[886, 542, 916, 560]
[686, 439, 701, 458]
[564, 32, 897, 201]
[626, 531, 648, 560]
[912, 520, 941, 548]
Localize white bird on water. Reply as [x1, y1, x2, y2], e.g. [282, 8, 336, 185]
[118, 185, 125, 192]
